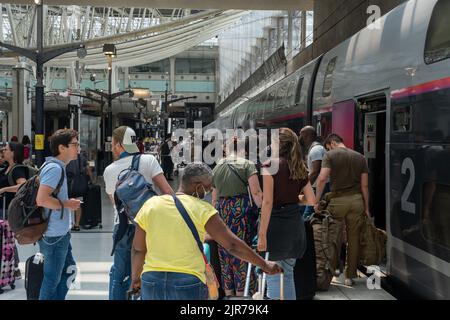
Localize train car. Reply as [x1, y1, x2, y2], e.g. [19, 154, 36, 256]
[207, 0, 450, 299]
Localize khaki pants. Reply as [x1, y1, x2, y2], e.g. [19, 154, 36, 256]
[328, 193, 365, 279]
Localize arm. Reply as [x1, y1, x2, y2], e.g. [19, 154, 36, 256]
[152, 173, 174, 195]
[300, 181, 316, 206]
[308, 160, 322, 185]
[205, 214, 281, 275]
[36, 185, 80, 211]
[211, 188, 218, 206]
[361, 173, 370, 217]
[248, 174, 263, 208]
[131, 224, 147, 290]
[258, 173, 273, 252]
[0, 177, 26, 194]
[314, 167, 331, 211]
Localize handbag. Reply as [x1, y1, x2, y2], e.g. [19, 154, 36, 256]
[67, 155, 89, 198]
[171, 195, 220, 300]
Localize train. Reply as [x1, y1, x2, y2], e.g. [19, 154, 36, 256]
[204, 0, 450, 299]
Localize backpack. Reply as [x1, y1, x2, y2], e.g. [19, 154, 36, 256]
[359, 215, 387, 266]
[311, 209, 344, 291]
[114, 154, 157, 221]
[8, 162, 65, 245]
[7, 164, 38, 186]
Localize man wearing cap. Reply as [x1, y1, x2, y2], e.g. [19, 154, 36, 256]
[104, 126, 174, 300]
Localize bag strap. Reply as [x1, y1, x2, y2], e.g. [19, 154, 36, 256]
[171, 194, 208, 264]
[7, 163, 23, 186]
[225, 162, 248, 187]
[130, 154, 141, 171]
[40, 161, 65, 220]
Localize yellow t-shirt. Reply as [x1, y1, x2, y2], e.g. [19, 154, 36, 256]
[134, 194, 217, 284]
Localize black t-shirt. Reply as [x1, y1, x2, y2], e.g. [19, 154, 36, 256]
[66, 154, 88, 178]
[0, 166, 27, 213]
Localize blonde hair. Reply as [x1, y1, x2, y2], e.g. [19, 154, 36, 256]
[278, 128, 308, 180]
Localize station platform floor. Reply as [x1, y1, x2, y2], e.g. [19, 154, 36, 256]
[0, 175, 395, 301]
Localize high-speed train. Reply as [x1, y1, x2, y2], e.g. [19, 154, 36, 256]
[205, 0, 450, 299]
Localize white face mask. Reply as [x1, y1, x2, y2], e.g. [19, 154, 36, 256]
[194, 185, 211, 199]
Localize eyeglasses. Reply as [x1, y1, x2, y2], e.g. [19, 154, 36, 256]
[68, 142, 80, 148]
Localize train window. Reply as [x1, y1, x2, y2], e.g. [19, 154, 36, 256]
[294, 77, 304, 105]
[322, 57, 337, 97]
[393, 105, 412, 132]
[424, 0, 450, 64]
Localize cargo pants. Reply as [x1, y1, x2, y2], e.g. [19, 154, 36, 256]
[327, 193, 365, 279]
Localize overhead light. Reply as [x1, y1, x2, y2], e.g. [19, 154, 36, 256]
[131, 88, 151, 100]
[103, 44, 116, 56]
[34, 0, 42, 5]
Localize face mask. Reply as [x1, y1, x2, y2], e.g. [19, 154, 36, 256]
[194, 185, 211, 199]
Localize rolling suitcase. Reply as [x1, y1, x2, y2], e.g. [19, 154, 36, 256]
[25, 253, 44, 300]
[0, 195, 15, 294]
[80, 184, 102, 229]
[294, 220, 317, 300]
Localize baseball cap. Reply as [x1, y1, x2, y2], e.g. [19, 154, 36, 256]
[113, 126, 140, 154]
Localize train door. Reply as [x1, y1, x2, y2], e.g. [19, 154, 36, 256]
[355, 95, 387, 230]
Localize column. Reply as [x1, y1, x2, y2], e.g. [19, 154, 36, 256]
[124, 66, 129, 89]
[301, 11, 307, 50]
[287, 11, 293, 59]
[11, 62, 32, 140]
[169, 57, 176, 93]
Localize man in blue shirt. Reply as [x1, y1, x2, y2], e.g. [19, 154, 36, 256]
[36, 129, 82, 300]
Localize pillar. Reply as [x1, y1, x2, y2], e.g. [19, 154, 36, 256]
[11, 62, 32, 141]
[169, 57, 176, 93]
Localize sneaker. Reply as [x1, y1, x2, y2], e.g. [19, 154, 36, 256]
[344, 278, 354, 286]
[14, 269, 22, 280]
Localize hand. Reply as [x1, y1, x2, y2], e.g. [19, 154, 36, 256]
[313, 203, 320, 213]
[64, 198, 81, 211]
[298, 194, 305, 203]
[257, 234, 267, 252]
[365, 210, 371, 218]
[131, 278, 141, 291]
[0, 188, 4, 195]
[262, 261, 283, 275]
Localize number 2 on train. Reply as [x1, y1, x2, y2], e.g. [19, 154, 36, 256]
[401, 157, 416, 214]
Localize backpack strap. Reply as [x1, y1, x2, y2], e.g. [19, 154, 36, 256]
[40, 161, 65, 220]
[7, 163, 21, 186]
[130, 154, 141, 171]
[225, 162, 248, 187]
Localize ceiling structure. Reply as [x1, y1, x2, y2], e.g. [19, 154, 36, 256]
[3, 1, 314, 10]
[0, 6, 246, 68]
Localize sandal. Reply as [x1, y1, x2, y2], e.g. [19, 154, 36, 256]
[71, 226, 81, 232]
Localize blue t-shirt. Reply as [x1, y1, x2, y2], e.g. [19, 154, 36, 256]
[40, 157, 71, 237]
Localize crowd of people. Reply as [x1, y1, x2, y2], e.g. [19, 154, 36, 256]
[1, 123, 371, 300]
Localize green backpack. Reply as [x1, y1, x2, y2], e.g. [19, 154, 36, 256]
[359, 215, 387, 266]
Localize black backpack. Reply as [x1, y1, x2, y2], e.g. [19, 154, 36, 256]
[8, 161, 65, 245]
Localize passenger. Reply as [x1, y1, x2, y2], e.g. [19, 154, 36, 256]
[66, 152, 93, 231]
[258, 127, 316, 300]
[159, 135, 174, 181]
[299, 126, 330, 219]
[21, 135, 33, 163]
[314, 133, 370, 286]
[131, 163, 282, 300]
[211, 138, 263, 298]
[35, 129, 82, 300]
[0, 142, 28, 280]
[136, 137, 145, 154]
[103, 126, 173, 300]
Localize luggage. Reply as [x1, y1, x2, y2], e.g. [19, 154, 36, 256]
[25, 253, 44, 300]
[359, 215, 387, 266]
[293, 219, 317, 300]
[311, 210, 344, 291]
[0, 195, 15, 294]
[80, 184, 102, 229]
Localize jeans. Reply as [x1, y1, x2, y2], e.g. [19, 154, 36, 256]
[141, 272, 208, 300]
[109, 224, 135, 300]
[38, 232, 76, 300]
[266, 258, 296, 300]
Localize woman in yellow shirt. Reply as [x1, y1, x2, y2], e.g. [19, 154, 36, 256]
[131, 163, 281, 300]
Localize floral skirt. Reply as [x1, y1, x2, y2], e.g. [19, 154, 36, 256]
[216, 195, 258, 293]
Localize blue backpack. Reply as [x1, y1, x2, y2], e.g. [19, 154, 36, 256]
[114, 154, 157, 221]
